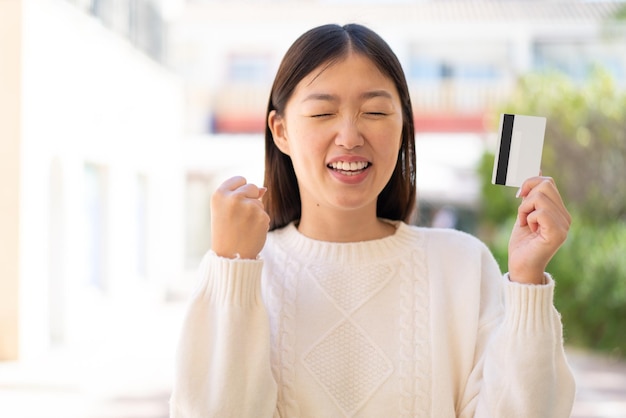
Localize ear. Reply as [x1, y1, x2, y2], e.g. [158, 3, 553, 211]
[268, 110, 290, 155]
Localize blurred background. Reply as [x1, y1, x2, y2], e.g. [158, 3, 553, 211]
[1, 0, 625, 416]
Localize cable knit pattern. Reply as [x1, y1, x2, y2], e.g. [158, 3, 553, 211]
[263, 239, 301, 416]
[398, 246, 431, 417]
[302, 261, 395, 416]
[170, 221, 575, 418]
[308, 263, 393, 314]
[263, 222, 438, 416]
[304, 320, 393, 416]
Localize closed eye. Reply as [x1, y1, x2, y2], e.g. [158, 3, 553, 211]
[363, 111, 389, 118]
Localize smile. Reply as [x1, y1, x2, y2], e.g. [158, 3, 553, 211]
[327, 161, 370, 175]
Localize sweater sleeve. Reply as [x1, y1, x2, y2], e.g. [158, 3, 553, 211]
[169, 251, 278, 418]
[459, 263, 576, 417]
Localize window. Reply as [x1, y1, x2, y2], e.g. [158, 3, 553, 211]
[408, 41, 507, 82]
[84, 163, 109, 290]
[135, 174, 148, 278]
[534, 40, 626, 82]
[226, 53, 272, 83]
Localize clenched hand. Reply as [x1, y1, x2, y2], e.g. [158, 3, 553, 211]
[508, 176, 572, 284]
[210, 176, 270, 260]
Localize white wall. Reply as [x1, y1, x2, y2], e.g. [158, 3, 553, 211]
[19, 0, 185, 359]
[0, 0, 23, 361]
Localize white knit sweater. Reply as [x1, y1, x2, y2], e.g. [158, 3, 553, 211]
[170, 221, 575, 417]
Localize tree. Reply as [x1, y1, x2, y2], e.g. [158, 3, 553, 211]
[477, 68, 626, 356]
[494, 68, 626, 224]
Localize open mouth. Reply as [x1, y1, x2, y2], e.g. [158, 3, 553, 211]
[327, 161, 370, 176]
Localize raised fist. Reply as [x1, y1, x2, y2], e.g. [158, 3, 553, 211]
[210, 176, 270, 259]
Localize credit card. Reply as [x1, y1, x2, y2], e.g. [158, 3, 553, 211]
[492, 113, 546, 187]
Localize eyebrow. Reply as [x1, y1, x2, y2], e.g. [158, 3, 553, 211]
[302, 90, 394, 103]
[360, 90, 394, 100]
[302, 93, 338, 103]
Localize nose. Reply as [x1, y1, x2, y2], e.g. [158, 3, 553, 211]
[334, 117, 364, 149]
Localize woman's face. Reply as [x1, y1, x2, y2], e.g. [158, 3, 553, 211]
[268, 52, 403, 221]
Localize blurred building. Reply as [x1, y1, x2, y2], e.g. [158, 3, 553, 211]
[3, 0, 625, 363]
[164, 0, 626, 136]
[163, 0, 626, 249]
[67, 0, 166, 62]
[0, 0, 185, 361]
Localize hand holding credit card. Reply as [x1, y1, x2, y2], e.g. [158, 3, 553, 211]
[492, 114, 546, 188]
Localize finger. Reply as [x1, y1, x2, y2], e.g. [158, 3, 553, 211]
[518, 192, 553, 228]
[213, 177, 265, 211]
[517, 187, 571, 230]
[219, 176, 248, 192]
[531, 180, 571, 224]
[525, 206, 570, 244]
[258, 187, 267, 200]
[516, 175, 553, 199]
[233, 183, 266, 199]
[517, 177, 568, 215]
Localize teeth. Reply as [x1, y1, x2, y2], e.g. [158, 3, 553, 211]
[329, 161, 369, 171]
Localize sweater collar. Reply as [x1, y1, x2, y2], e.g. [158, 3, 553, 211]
[267, 220, 422, 264]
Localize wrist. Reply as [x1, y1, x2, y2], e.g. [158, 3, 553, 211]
[508, 270, 546, 285]
[212, 250, 259, 260]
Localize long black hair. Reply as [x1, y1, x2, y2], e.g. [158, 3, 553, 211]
[263, 23, 416, 230]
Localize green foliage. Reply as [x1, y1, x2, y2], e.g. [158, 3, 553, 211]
[554, 219, 626, 356]
[477, 68, 626, 357]
[485, 216, 626, 357]
[494, 68, 626, 224]
[612, 3, 626, 21]
[476, 152, 517, 226]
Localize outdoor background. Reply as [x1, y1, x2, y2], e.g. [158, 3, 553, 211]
[1, 0, 625, 417]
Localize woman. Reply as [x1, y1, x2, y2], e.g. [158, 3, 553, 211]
[170, 23, 575, 417]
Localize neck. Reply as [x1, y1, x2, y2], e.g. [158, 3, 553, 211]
[297, 207, 395, 242]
